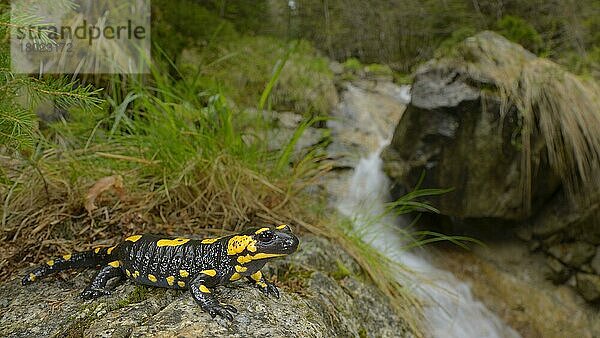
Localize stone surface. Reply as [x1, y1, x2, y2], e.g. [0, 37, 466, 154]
[591, 247, 600, 275]
[575, 273, 600, 303]
[545, 257, 571, 284]
[327, 80, 408, 169]
[547, 242, 596, 268]
[531, 191, 600, 245]
[432, 239, 600, 338]
[0, 235, 413, 338]
[382, 31, 561, 220]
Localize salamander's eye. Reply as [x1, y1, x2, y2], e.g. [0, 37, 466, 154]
[257, 230, 275, 242]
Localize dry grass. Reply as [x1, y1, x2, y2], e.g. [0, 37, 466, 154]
[455, 32, 600, 211]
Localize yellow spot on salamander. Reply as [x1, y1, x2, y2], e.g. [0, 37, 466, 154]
[235, 265, 247, 273]
[237, 255, 253, 264]
[227, 235, 256, 255]
[108, 261, 120, 268]
[156, 238, 191, 247]
[257, 281, 268, 288]
[200, 269, 217, 277]
[179, 270, 189, 278]
[250, 271, 262, 282]
[94, 248, 101, 254]
[29, 273, 36, 282]
[166, 276, 175, 286]
[255, 227, 270, 234]
[62, 254, 72, 260]
[199, 285, 211, 293]
[46, 260, 54, 267]
[276, 224, 288, 230]
[230, 272, 242, 281]
[201, 237, 220, 244]
[252, 253, 285, 260]
[177, 281, 186, 288]
[126, 269, 131, 277]
[107, 246, 116, 254]
[148, 274, 157, 282]
[126, 235, 142, 243]
[132, 271, 140, 278]
[247, 241, 257, 253]
[237, 252, 285, 265]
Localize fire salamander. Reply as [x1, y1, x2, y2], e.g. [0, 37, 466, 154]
[22, 224, 299, 320]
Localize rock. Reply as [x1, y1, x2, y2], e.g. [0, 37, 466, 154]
[0, 235, 413, 338]
[382, 31, 561, 220]
[544, 257, 570, 284]
[575, 273, 600, 303]
[591, 247, 600, 275]
[531, 191, 600, 244]
[327, 80, 407, 168]
[546, 242, 596, 268]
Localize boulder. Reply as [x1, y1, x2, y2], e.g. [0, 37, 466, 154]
[575, 273, 600, 303]
[546, 242, 596, 269]
[592, 248, 600, 275]
[382, 31, 562, 220]
[327, 80, 408, 168]
[0, 235, 413, 338]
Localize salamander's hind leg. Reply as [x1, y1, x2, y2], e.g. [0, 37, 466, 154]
[81, 264, 124, 300]
[190, 277, 237, 320]
[246, 271, 279, 298]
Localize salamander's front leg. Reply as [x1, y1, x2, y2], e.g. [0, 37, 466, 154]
[246, 271, 279, 298]
[190, 276, 237, 320]
[81, 263, 124, 300]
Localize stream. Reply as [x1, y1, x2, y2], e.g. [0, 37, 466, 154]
[330, 83, 521, 338]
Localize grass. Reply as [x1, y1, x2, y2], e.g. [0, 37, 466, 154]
[451, 32, 600, 211]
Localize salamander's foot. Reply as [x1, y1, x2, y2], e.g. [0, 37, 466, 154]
[204, 303, 237, 321]
[259, 281, 280, 299]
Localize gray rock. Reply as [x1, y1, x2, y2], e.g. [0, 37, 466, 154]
[591, 247, 600, 275]
[0, 235, 413, 338]
[544, 257, 570, 284]
[575, 273, 600, 303]
[546, 242, 596, 268]
[382, 31, 560, 220]
[327, 81, 407, 168]
[532, 191, 600, 244]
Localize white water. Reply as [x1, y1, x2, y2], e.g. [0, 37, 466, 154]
[336, 140, 521, 337]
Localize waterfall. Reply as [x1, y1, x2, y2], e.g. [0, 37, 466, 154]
[332, 84, 520, 337]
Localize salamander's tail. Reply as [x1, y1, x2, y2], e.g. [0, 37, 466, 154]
[21, 246, 116, 286]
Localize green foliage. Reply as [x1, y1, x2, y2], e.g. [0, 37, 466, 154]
[436, 27, 477, 56]
[364, 63, 393, 77]
[199, 0, 271, 35]
[342, 58, 362, 72]
[151, 0, 238, 61]
[264, 0, 599, 76]
[178, 36, 336, 116]
[495, 15, 544, 54]
[0, 4, 102, 153]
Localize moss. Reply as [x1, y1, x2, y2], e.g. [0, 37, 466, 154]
[365, 64, 393, 77]
[342, 58, 363, 72]
[358, 327, 368, 338]
[495, 16, 544, 54]
[275, 264, 313, 293]
[58, 304, 99, 338]
[117, 285, 151, 307]
[330, 260, 352, 280]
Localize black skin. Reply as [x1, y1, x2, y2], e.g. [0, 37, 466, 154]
[22, 225, 299, 320]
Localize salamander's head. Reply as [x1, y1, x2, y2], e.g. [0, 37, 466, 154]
[227, 225, 299, 262]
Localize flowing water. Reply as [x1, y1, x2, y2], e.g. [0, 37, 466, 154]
[333, 86, 520, 338]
